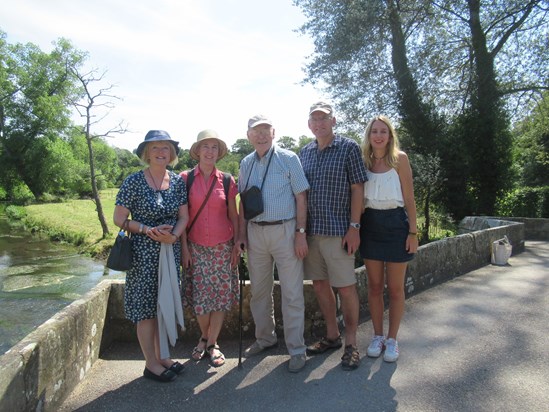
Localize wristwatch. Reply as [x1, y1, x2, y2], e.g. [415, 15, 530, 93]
[296, 227, 306, 234]
[349, 222, 361, 229]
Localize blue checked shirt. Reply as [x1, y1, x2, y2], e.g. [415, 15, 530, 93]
[239, 145, 310, 222]
[299, 135, 368, 236]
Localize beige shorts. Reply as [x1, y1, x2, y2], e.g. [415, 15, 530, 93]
[304, 235, 357, 288]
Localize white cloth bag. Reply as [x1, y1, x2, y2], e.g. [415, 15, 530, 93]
[491, 236, 512, 266]
[157, 243, 185, 359]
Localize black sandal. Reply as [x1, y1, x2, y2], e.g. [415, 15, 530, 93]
[341, 345, 360, 370]
[207, 344, 225, 367]
[191, 337, 208, 361]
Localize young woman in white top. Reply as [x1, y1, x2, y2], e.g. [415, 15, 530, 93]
[359, 115, 418, 362]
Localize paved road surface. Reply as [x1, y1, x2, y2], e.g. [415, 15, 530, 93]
[60, 241, 549, 412]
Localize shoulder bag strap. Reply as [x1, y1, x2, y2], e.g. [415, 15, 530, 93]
[259, 148, 274, 191]
[186, 176, 217, 233]
[243, 147, 274, 191]
[243, 161, 255, 191]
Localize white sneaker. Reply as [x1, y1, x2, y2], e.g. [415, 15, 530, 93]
[383, 338, 399, 362]
[367, 335, 385, 358]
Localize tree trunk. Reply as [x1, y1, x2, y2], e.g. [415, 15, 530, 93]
[85, 115, 110, 238]
[387, 0, 437, 153]
[466, 0, 511, 215]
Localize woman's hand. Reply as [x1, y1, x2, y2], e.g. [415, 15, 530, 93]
[230, 244, 241, 269]
[406, 234, 419, 253]
[146, 224, 177, 243]
[181, 243, 192, 269]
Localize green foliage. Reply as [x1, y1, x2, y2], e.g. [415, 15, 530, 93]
[173, 148, 196, 173]
[5, 205, 27, 220]
[216, 154, 241, 178]
[512, 91, 549, 188]
[496, 186, 549, 218]
[294, 0, 547, 219]
[296, 136, 314, 152]
[114, 147, 143, 185]
[27, 136, 83, 196]
[0, 35, 84, 198]
[231, 138, 254, 159]
[277, 136, 297, 152]
[9, 182, 35, 205]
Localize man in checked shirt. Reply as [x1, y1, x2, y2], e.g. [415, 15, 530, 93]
[299, 101, 368, 371]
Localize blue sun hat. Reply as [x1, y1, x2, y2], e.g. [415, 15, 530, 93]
[136, 130, 180, 158]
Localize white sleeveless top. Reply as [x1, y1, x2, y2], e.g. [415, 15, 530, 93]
[364, 168, 404, 209]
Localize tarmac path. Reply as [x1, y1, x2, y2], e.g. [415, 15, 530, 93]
[60, 241, 549, 412]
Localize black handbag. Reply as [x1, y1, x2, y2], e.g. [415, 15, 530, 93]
[240, 149, 274, 221]
[106, 219, 132, 271]
[240, 185, 264, 220]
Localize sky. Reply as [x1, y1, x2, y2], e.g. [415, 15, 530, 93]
[1, 0, 325, 152]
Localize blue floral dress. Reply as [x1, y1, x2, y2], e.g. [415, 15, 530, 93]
[115, 170, 187, 323]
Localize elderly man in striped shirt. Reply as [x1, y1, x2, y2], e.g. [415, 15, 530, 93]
[238, 114, 310, 373]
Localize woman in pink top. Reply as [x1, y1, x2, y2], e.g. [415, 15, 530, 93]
[180, 129, 240, 367]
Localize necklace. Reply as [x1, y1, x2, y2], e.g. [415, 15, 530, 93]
[371, 153, 387, 161]
[148, 169, 166, 205]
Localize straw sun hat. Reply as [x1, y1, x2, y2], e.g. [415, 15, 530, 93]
[190, 129, 228, 161]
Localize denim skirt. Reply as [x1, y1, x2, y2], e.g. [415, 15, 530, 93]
[359, 207, 414, 263]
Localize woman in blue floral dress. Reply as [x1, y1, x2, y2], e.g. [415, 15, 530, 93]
[114, 130, 188, 383]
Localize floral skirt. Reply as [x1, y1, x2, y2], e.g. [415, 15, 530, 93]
[184, 240, 239, 316]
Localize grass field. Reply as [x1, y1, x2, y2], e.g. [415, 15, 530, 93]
[22, 189, 119, 258]
[19, 188, 243, 259]
[17, 188, 453, 259]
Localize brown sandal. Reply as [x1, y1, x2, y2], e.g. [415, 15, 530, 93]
[341, 345, 360, 370]
[191, 337, 208, 361]
[306, 335, 342, 355]
[207, 344, 225, 367]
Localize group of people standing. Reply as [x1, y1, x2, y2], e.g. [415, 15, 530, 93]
[113, 101, 418, 382]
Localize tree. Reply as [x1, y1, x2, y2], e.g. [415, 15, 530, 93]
[0, 35, 82, 199]
[277, 136, 297, 152]
[68, 45, 127, 238]
[513, 91, 549, 187]
[409, 152, 446, 241]
[113, 147, 142, 186]
[231, 138, 254, 160]
[296, 135, 314, 152]
[294, 0, 548, 217]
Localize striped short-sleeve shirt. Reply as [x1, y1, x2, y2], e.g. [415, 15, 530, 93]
[238, 145, 310, 222]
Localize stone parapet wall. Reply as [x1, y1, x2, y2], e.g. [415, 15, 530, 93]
[101, 217, 527, 342]
[0, 216, 538, 412]
[0, 281, 110, 412]
[496, 217, 549, 240]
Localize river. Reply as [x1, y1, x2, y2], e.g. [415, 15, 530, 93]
[0, 210, 123, 355]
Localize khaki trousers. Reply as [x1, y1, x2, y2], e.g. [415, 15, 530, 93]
[247, 219, 306, 355]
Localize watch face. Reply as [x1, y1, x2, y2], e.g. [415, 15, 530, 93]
[350, 223, 360, 229]
[296, 228, 305, 233]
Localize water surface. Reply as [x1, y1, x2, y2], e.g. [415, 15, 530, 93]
[0, 212, 123, 354]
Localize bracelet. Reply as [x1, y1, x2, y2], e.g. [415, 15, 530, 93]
[408, 232, 417, 236]
[139, 223, 144, 234]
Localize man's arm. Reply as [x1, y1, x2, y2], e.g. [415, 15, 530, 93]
[342, 182, 364, 255]
[294, 190, 308, 259]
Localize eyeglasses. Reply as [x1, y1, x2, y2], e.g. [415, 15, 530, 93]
[309, 115, 332, 122]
